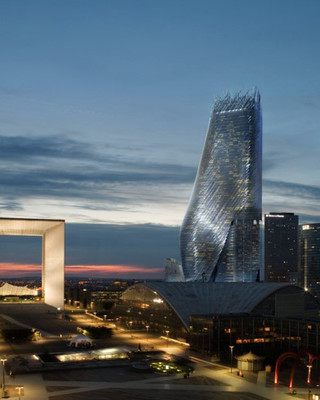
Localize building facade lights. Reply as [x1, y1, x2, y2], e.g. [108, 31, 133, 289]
[180, 90, 262, 282]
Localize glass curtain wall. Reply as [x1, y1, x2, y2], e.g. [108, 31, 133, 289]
[111, 285, 187, 339]
[181, 90, 262, 282]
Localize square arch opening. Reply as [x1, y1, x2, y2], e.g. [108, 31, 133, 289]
[0, 218, 65, 309]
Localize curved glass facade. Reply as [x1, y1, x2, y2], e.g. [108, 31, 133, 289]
[111, 284, 187, 339]
[181, 90, 262, 282]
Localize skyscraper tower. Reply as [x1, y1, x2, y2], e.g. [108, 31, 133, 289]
[264, 213, 299, 283]
[180, 90, 262, 282]
[300, 223, 320, 299]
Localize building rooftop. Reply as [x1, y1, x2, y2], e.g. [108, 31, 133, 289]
[133, 281, 299, 329]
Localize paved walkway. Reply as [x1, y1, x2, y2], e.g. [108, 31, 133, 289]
[7, 357, 310, 400]
[0, 313, 53, 337]
[2, 330, 314, 399]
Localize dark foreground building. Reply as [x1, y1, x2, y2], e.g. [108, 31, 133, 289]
[264, 213, 299, 283]
[180, 90, 262, 282]
[301, 223, 320, 299]
[189, 313, 320, 362]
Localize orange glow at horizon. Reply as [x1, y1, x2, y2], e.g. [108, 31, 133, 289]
[0, 262, 163, 277]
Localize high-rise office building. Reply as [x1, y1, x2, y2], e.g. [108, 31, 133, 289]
[180, 90, 262, 282]
[300, 223, 320, 299]
[264, 213, 299, 283]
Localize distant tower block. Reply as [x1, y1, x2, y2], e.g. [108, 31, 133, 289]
[300, 223, 320, 299]
[180, 90, 262, 282]
[264, 213, 299, 283]
[0, 218, 65, 309]
[164, 258, 184, 282]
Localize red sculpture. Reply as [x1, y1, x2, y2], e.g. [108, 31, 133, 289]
[274, 349, 320, 388]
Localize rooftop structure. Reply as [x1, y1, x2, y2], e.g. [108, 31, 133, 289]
[113, 281, 316, 334]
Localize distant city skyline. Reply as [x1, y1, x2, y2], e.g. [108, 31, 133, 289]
[1, 1, 320, 277]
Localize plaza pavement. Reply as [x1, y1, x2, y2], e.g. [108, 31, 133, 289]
[5, 350, 309, 400]
[0, 304, 314, 399]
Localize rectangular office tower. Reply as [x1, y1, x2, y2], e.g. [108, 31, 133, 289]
[180, 90, 262, 282]
[264, 213, 299, 283]
[300, 223, 320, 299]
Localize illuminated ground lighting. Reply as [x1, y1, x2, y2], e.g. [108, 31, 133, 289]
[159, 336, 190, 346]
[1, 357, 7, 398]
[148, 361, 194, 375]
[0, 218, 65, 309]
[15, 386, 24, 400]
[54, 347, 132, 363]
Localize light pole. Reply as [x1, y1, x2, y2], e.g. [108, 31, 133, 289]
[229, 346, 234, 373]
[165, 330, 169, 348]
[129, 321, 133, 330]
[145, 325, 150, 347]
[0, 358, 8, 398]
[16, 386, 23, 400]
[307, 364, 312, 384]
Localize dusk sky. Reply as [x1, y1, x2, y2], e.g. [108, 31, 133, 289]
[1, 0, 320, 278]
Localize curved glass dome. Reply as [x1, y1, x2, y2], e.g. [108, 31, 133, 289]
[111, 284, 188, 338]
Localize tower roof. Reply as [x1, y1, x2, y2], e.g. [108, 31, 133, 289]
[214, 89, 260, 113]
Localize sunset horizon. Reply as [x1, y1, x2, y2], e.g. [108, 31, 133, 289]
[0, 262, 164, 279]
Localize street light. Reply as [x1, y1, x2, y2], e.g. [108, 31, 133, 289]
[16, 386, 23, 400]
[229, 346, 234, 373]
[146, 325, 150, 335]
[129, 321, 133, 329]
[0, 358, 8, 398]
[307, 364, 312, 384]
[165, 330, 169, 348]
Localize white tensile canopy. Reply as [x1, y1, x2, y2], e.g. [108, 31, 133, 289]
[0, 282, 38, 296]
[69, 334, 93, 347]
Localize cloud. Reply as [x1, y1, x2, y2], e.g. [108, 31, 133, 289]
[0, 223, 181, 277]
[65, 265, 163, 278]
[0, 263, 163, 279]
[2, 134, 318, 226]
[65, 223, 180, 267]
[263, 179, 320, 222]
[0, 135, 195, 206]
[0, 135, 91, 161]
[262, 151, 286, 172]
[263, 179, 320, 200]
[296, 214, 320, 224]
[0, 199, 23, 211]
[0, 263, 41, 278]
[0, 236, 42, 264]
